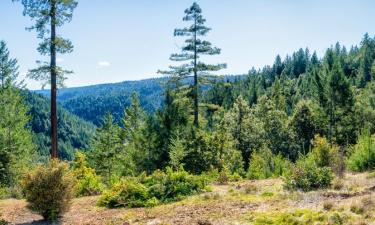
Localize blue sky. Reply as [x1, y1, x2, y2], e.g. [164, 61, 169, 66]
[1, 0, 375, 90]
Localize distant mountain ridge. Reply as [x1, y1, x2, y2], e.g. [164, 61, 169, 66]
[35, 77, 166, 125]
[35, 75, 245, 125]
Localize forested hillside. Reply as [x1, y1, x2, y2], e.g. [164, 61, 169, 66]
[36, 78, 165, 125]
[23, 91, 96, 160]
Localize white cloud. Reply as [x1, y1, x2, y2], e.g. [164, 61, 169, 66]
[97, 61, 111, 68]
[56, 58, 64, 63]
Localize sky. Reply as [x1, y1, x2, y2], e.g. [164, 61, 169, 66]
[1, 0, 375, 90]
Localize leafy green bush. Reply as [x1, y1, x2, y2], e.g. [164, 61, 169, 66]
[284, 157, 333, 191]
[310, 135, 339, 168]
[72, 152, 103, 197]
[347, 130, 375, 172]
[309, 135, 344, 176]
[247, 147, 291, 180]
[99, 168, 207, 208]
[98, 178, 148, 208]
[217, 166, 230, 184]
[145, 167, 206, 202]
[21, 160, 75, 220]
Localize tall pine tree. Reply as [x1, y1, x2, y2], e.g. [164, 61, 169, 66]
[159, 2, 226, 127]
[15, 0, 77, 158]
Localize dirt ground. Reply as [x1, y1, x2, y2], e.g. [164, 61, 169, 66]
[1, 173, 375, 225]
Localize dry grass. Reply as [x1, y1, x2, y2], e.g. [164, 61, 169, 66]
[0, 172, 374, 225]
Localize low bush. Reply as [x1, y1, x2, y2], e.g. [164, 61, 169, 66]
[99, 167, 207, 208]
[217, 166, 230, 184]
[284, 156, 333, 191]
[347, 130, 375, 172]
[310, 135, 345, 177]
[0, 185, 23, 199]
[0, 188, 8, 200]
[72, 152, 103, 197]
[21, 160, 75, 220]
[145, 167, 206, 202]
[98, 178, 148, 208]
[247, 147, 291, 180]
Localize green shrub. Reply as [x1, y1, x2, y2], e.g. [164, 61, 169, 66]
[72, 152, 103, 197]
[217, 166, 230, 184]
[145, 167, 206, 202]
[0, 188, 8, 200]
[310, 135, 344, 176]
[21, 160, 75, 220]
[98, 178, 148, 208]
[201, 167, 219, 182]
[229, 172, 242, 182]
[0, 185, 24, 199]
[99, 168, 207, 208]
[284, 157, 333, 191]
[347, 130, 375, 172]
[247, 147, 291, 180]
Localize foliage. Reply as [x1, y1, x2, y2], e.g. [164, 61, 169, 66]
[289, 100, 317, 154]
[309, 135, 344, 176]
[21, 160, 75, 220]
[99, 168, 207, 208]
[247, 147, 291, 180]
[158, 2, 226, 127]
[144, 167, 207, 203]
[24, 91, 95, 160]
[168, 134, 187, 170]
[89, 113, 134, 182]
[98, 178, 149, 208]
[347, 129, 375, 171]
[71, 151, 103, 197]
[284, 156, 333, 191]
[0, 41, 35, 188]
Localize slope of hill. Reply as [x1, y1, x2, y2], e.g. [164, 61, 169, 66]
[35, 76, 245, 126]
[23, 91, 96, 159]
[36, 78, 166, 125]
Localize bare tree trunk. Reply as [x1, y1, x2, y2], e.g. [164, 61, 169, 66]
[50, 0, 58, 159]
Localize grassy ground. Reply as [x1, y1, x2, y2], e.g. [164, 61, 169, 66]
[1, 172, 375, 225]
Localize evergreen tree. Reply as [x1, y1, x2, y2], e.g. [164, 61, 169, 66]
[359, 33, 375, 87]
[168, 132, 186, 170]
[273, 54, 284, 77]
[0, 41, 19, 88]
[228, 96, 265, 169]
[15, 0, 78, 158]
[0, 41, 34, 186]
[89, 113, 132, 182]
[326, 60, 357, 145]
[159, 2, 226, 127]
[289, 100, 317, 154]
[209, 111, 244, 174]
[120, 93, 154, 174]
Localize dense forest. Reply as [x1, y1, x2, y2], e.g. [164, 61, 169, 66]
[1, 1, 375, 224]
